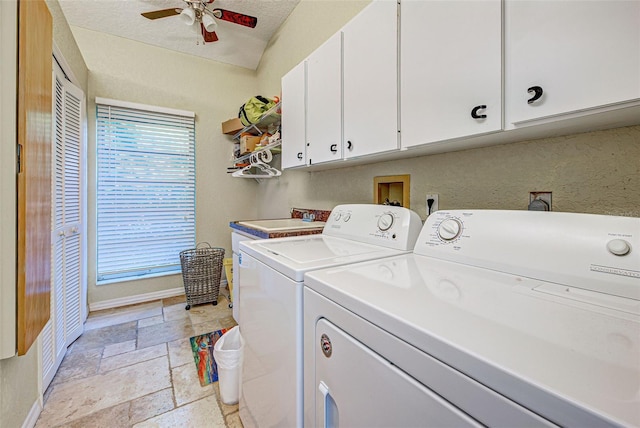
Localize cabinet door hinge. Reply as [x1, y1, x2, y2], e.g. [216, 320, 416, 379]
[17, 144, 22, 173]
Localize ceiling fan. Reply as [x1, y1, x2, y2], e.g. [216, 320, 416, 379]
[141, 0, 258, 43]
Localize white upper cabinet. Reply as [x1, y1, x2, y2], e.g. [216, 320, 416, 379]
[307, 32, 342, 166]
[342, 0, 399, 159]
[505, 0, 640, 126]
[281, 61, 307, 169]
[401, 0, 502, 148]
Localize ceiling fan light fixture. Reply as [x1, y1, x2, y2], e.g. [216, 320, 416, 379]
[179, 7, 195, 26]
[202, 13, 217, 32]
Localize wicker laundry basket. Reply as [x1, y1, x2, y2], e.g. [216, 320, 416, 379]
[179, 242, 225, 310]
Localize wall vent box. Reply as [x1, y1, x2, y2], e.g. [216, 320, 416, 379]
[222, 118, 243, 135]
[374, 175, 410, 208]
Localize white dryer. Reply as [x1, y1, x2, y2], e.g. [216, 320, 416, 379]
[304, 210, 640, 427]
[238, 204, 423, 428]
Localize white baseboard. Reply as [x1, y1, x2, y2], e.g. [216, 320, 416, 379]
[21, 399, 41, 428]
[89, 287, 185, 312]
[89, 281, 228, 312]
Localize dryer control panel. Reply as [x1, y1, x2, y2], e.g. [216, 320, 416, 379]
[414, 210, 640, 301]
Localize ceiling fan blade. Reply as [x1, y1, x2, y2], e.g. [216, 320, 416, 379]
[212, 9, 258, 28]
[201, 23, 219, 43]
[141, 8, 181, 20]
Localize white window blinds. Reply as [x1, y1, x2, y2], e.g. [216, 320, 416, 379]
[96, 100, 195, 283]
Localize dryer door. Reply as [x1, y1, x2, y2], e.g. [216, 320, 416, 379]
[314, 318, 480, 427]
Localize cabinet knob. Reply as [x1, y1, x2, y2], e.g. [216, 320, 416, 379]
[471, 105, 487, 119]
[330, 144, 337, 153]
[527, 86, 544, 104]
[347, 141, 353, 150]
[297, 152, 303, 160]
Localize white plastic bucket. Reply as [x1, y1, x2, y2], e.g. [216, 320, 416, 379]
[213, 326, 244, 405]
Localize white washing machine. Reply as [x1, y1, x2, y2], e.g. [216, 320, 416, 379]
[238, 204, 423, 428]
[304, 210, 640, 427]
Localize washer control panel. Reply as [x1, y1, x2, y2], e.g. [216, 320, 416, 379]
[323, 204, 423, 251]
[414, 210, 640, 301]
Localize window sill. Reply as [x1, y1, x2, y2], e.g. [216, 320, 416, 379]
[97, 270, 182, 286]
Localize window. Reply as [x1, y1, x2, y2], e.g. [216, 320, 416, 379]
[96, 98, 195, 283]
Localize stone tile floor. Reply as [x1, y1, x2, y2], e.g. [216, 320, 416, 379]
[35, 294, 242, 427]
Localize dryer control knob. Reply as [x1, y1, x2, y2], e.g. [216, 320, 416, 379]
[607, 239, 631, 256]
[438, 219, 461, 241]
[333, 212, 342, 221]
[377, 213, 394, 231]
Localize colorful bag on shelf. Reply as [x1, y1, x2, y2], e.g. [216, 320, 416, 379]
[238, 95, 277, 126]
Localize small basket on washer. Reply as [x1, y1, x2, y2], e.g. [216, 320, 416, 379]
[179, 242, 225, 310]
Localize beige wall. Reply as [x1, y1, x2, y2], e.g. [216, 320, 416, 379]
[257, 126, 640, 218]
[257, 0, 370, 97]
[0, 1, 89, 427]
[255, 0, 640, 220]
[70, 27, 260, 304]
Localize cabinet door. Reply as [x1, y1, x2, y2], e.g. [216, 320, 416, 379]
[307, 32, 342, 165]
[281, 61, 307, 169]
[401, 0, 502, 148]
[505, 0, 640, 126]
[342, 0, 398, 159]
[17, 0, 53, 356]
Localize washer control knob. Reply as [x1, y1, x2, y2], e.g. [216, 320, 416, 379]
[343, 213, 351, 222]
[333, 212, 341, 221]
[438, 219, 462, 241]
[377, 213, 394, 231]
[607, 239, 631, 256]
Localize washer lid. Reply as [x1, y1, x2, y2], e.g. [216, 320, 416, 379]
[304, 254, 640, 427]
[237, 218, 326, 232]
[240, 235, 405, 282]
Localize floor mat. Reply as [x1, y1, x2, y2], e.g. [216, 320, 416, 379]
[190, 329, 228, 386]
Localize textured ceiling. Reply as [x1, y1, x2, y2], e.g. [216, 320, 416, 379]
[58, 0, 300, 70]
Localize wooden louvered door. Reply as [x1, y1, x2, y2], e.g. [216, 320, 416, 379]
[42, 64, 85, 389]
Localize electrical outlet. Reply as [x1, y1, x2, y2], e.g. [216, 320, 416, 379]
[426, 194, 439, 216]
[529, 191, 552, 211]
